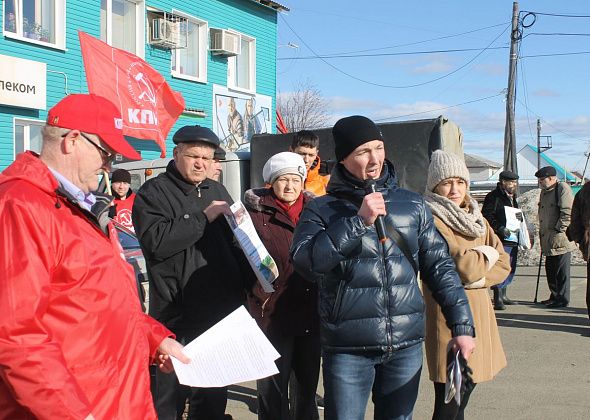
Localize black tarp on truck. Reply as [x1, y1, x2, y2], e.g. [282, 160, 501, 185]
[249, 116, 463, 194]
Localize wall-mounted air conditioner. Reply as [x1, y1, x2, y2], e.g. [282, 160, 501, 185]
[149, 12, 188, 49]
[210, 28, 240, 56]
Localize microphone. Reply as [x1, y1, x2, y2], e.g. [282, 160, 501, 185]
[365, 180, 387, 243]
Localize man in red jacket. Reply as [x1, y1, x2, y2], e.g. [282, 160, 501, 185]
[109, 168, 136, 231]
[0, 94, 189, 420]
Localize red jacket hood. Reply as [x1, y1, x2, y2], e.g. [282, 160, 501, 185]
[0, 151, 59, 196]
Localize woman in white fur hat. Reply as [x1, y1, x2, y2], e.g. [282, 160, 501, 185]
[244, 152, 320, 420]
[423, 150, 510, 420]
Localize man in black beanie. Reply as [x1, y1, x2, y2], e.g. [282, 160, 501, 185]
[291, 115, 475, 419]
[109, 169, 136, 231]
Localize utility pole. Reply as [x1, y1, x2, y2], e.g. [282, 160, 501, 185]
[503, 1, 519, 173]
[536, 119, 541, 171]
[537, 118, 552, 171]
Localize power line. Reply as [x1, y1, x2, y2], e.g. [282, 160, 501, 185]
[304, 22, 510, 56]
[515, 97, 587, 143]
[373, 92, 504, 122]
[278, 46, 508, 61]
[280, 14, 510, 89]
[520, 51, 590, 58]
[520, 11, 590, 18]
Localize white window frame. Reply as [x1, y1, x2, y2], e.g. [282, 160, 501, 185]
[170, 10, 207, 84]
[101, 0, 145, 58]
[2, 0, 66, 50]
[227, 32, 256, 94]
[13, 118, 44, 157]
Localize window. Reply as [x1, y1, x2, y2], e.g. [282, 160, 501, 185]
[228, 34, 256, 93]
[3, 0, 65, 48]
[100, 0, 144, 56]
[171, 11, 207, 83]
[14, 119, 43, 157]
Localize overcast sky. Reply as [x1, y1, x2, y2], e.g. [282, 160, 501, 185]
[278, 0, 590, 173]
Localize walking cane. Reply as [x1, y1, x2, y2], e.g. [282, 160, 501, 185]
[533, 253, 543, 303]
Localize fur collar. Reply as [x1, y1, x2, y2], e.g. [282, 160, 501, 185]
[244, 187, 314, 212]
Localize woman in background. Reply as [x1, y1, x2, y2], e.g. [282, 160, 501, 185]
[423, 150, 510, 420]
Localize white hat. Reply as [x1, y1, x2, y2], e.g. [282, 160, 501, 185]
[262, 152, 307, 184]
[426, 150, 470, 192]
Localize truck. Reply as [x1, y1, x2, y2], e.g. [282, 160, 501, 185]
[112, 115, 464, 201]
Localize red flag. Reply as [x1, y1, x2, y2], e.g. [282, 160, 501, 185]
[79, 31, 184, 158]
[276, 109, 288, 134]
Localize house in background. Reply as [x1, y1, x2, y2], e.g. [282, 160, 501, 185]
[465, 153, 501, 181]
[487, 144, 579, 185]
[0, 0, 288, 170]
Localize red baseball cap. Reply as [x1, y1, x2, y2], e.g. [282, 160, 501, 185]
[47, 94, 141, 160]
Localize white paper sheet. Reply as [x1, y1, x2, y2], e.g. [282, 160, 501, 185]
[170, 306, 280, 387]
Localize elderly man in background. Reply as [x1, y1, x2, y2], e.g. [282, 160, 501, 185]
[536, 166, 577, 308]
[207, 146, 226, 182]
[0, 94, 188, 420]
[133, 125, 251, 419]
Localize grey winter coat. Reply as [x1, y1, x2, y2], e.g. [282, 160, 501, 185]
[538, 182, 577, 256]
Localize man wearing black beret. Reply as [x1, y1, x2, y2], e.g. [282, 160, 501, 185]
[535, 166, 576, 308]
[482, 170, 521, 309]
[133, 125, 251, 419]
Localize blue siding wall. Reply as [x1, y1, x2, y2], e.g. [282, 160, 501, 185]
[0, 0, 278, 168]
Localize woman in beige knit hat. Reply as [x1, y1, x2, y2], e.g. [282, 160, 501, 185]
[423, 150, 510, 420]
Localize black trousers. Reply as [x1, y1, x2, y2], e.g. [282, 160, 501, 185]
[151, 367, 228, 420]
[432, 382, 476, 420]
[256, 333, 321, 420]
[586, 260, 590, 320]
[545, 252, 571, 304]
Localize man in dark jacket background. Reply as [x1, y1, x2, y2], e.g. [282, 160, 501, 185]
[566, 181, 590, 320]
[290, 115, 475, 420]
[482, 170, 520, 310]
[133, 125, 250, 420]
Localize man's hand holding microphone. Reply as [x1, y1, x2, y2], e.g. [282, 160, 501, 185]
[359, 180, 388, 243]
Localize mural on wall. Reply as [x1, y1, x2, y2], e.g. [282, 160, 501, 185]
[213, 85, 272, 151]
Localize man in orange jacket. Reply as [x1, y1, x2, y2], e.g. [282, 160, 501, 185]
[0, 94, 189, 420]
[290, 130, 330, 196]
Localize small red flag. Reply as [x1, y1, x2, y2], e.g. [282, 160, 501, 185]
[276, 109, 288, 134]
[79, 31, 184, 158]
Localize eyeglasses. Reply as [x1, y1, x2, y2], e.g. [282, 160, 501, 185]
[62, 131, 114, 163]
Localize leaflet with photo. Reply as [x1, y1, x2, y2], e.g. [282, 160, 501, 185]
[225, 200, 278, 293]
[504, 206, 523, 243]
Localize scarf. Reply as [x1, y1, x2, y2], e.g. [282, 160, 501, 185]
[273, 191, 304, 224]
[423, 190, 486, 238]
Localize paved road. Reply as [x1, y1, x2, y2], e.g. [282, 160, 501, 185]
[226, 265, 590, 419]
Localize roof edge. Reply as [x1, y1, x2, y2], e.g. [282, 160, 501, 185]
[250, 0, 289, 12]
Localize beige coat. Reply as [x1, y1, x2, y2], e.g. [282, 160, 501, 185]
[538, 182, 577, 256]
[424, 217, 510, 383]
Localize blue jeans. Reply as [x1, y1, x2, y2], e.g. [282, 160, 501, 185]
[322, 343, 423, 420]
[496, 245, 518, 288]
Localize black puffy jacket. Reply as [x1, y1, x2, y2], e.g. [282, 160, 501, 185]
[291, 161, 474, 352]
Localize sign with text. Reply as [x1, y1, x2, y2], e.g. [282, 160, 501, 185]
[0, 54, 46, 110]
